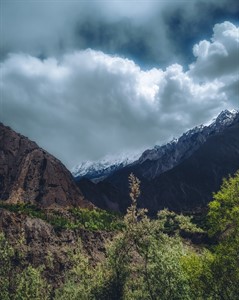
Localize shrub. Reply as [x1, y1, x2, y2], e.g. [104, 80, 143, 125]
[15, 265, 50, 300]
[0, 233, 15, 300]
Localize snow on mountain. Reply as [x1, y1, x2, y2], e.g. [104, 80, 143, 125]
[72, 152, 140, 182]
[77, 109, 239, 214]
[210, 109, 239, 130]
[138, 109, 239, 165]
[72, 109, 238, 182]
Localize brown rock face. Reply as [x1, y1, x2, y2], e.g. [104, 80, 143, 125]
[0, 123, 92, 208]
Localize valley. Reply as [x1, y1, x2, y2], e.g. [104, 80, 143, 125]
[0, 110, 239, 299]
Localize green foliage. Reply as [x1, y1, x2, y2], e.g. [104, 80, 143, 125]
[210, 236, 239, 299]
[54, 240, 112, 300]
[0, 233, 50, 300]
[0, 202, 45, 219]
[1, 171, 239, 299]
[91, 174, 196, 300]
[15, 265, 50, 300]
[70, 208, 124, 231]
[206, 170, 239, 299]
[0, 233, 15, 300]
[54, 241, 92, 300]
[157, 208, 204, 234]
[0, 201, 123, 232]
[208, 170, 239, 237]
[182, 250, 214, 299]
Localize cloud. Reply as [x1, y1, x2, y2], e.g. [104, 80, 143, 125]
[189, 21, 239, 106]
[1, 21, 238, 168]
[1, 0, 239, 67]
[189, 21, 239, 79]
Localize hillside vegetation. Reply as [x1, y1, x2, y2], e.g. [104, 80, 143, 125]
[0, 172, 239, 300]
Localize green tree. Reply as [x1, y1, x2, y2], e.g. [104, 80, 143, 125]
[207, 170, 239, 299]
[208, 170, 239, 237]
[106, 174, 194, 300]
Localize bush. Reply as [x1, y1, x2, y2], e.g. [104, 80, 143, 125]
[0, 233, 15, 300]
[15, 265, 50, 300]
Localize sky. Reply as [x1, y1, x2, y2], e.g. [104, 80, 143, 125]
[0, 0, 239, 169]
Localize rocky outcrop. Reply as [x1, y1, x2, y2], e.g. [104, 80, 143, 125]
[0, 123, 92, 208]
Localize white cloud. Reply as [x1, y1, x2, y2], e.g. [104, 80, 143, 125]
[189, 21, 239, 80]
[0, 21, 238, 168]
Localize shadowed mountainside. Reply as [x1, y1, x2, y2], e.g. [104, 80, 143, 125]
[0, 123, 92, 209]
[78, 117, 239, 215]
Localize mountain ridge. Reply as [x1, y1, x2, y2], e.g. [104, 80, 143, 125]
[77, 109, 239, 214]
[73, 109, 238, 182]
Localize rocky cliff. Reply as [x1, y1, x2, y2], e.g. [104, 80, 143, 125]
[0, 123, 92, 208]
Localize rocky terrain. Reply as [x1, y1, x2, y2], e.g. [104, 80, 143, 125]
[0, 123, 92, 209]
[0, 208, 113, 287]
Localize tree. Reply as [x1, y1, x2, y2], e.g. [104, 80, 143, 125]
[208, 170, 239, 237]
[207, 170, 239, 299]
[108, 174, 193, 300]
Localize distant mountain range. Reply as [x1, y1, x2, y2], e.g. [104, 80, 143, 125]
[76, 109, 239, 214]
[73, 110, 238, 182]
[72, 152, 140, 183]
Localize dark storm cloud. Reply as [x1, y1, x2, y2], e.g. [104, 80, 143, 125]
[162, 0, 239, 65]
[1, 0, 239, 67]
[74, 18, 154, 67]
[72, 0, 239, 67]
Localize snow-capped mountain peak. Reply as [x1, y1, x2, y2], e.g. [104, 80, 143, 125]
[136, 109, 239, 171]
[72, 109, 239, 182]
[72, 152, 140, 182]
[210, 109, 238, 128]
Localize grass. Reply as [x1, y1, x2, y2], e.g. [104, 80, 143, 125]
[0, 201, 124, 232]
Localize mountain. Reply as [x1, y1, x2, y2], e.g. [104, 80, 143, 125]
[133, 109, 239, 179]
[0, 123, 92, 209]
[140, 119, 239, 214]
[77, 110, 239, 214]
[74, 110, 238, 183]
[72, 152, 140, 182]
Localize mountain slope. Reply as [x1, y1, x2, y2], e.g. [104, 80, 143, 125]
[132, 109, 239, 180]
[74, 110, 238, 183]
[141, 120, 239, 214]
[78, 111, 239, 214]
[0, 123, 92, 208]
